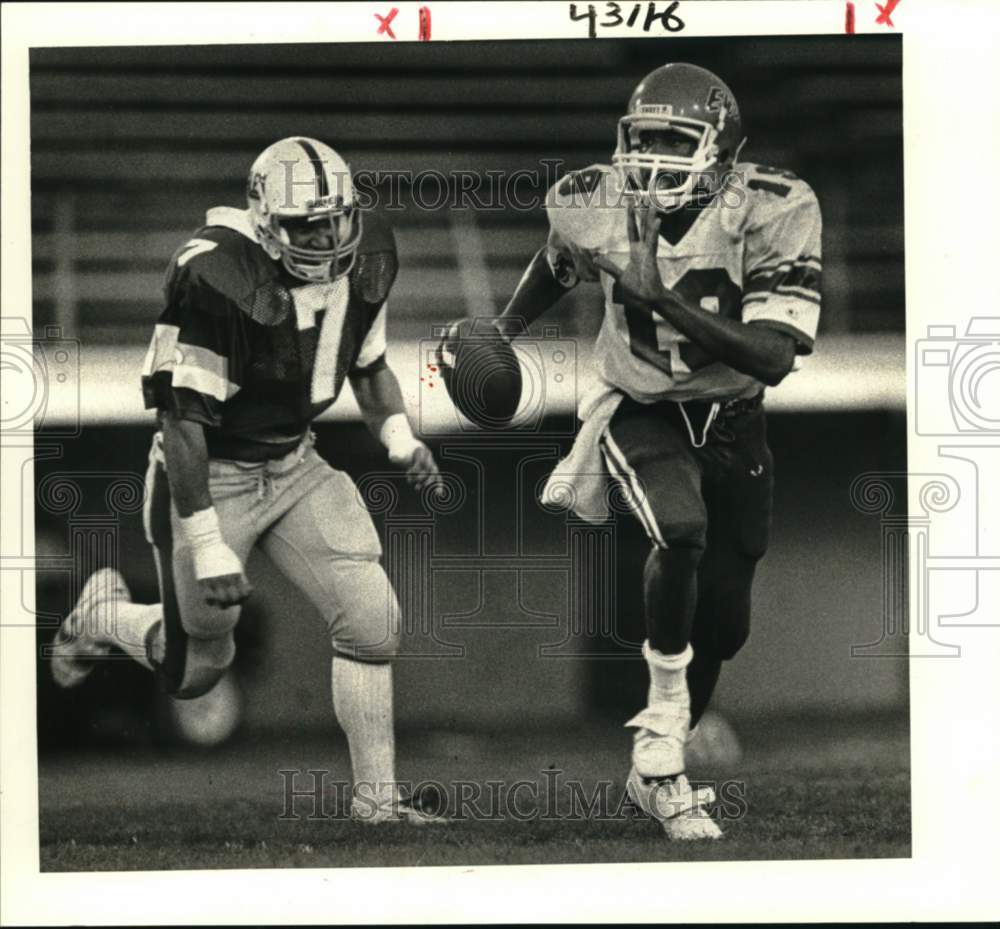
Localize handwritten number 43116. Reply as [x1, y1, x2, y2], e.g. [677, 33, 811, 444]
[570, 1, 685, 38]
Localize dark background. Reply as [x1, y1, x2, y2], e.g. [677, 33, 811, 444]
[31, 36, 902, 341]
[35, 406, 906, 748]
[30, 36, 906, 748]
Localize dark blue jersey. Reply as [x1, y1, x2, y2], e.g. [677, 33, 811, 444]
[142, 207, 396, 460]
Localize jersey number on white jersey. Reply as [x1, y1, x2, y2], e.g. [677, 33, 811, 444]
[613, 268, 741, 377]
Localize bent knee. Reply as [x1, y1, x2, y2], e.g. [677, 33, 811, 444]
[327, 564, 401, 661]
[657, 518, 707, 551]
[182, 603, 240, 640]
[168, 634, 236, 699]
[646, 543, 704, 577]
[333, 619, 400, 661]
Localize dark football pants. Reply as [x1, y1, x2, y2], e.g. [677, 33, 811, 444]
[143, 433, 400, 699]
[600, 396, 774, 725]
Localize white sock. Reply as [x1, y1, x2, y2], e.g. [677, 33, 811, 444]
[331, 656, 396, 808]
[625, 642, 694, 777]
[645, 640, 693, 709]
[107, 601, 161, 671]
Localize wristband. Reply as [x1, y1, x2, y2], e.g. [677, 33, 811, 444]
[379, 413, 421, 461]
[178, 507, 243, 581]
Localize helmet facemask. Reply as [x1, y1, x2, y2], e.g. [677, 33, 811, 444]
[253, 204, 362, 284]
[613, 110, 727, 212]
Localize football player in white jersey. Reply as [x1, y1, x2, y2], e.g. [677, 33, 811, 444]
[499, 63, 822, 839]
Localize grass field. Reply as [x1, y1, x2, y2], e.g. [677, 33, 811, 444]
[38, 713, 910, 870]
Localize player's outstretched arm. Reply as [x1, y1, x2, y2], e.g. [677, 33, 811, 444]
[349, 361, 443, 495]
[161, 413, 251, 608]
[497, 246, 574, 337]
[593, 205, 797, 387]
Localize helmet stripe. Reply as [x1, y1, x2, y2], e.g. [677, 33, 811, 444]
[295, 138, 330, 201]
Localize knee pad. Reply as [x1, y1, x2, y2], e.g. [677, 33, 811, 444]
[334, 624, 400, 662]
[645, 543, 703, 581]
[328, 562, 401, 662]
[183, 603, 240, 640]
[163, 633, 236, 699]
[661, 518, 708, 551]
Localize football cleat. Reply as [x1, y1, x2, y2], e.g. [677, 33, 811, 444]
[662, 805, 724, 841]
[626, 766, 721, 840]
[50, 568, 132, 688]
[351, 789, 450, 826]
[626, 702, 690, 778]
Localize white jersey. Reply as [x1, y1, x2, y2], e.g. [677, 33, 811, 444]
[545, 162, 822, 403]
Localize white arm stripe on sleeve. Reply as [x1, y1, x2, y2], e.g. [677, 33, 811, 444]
[141, 323, 238, 401]
[743, 296, 820, 345]
[170, 364, 239, 402]
[774, 284, 821, 304]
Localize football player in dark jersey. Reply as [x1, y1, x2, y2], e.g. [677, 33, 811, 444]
[51, 137, 444, 823]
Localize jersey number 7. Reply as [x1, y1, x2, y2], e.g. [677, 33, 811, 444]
[613, 268, 741, 377]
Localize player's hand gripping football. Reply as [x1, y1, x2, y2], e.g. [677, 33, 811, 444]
[593, 202, 680, 310]
[390, 441, 446, 497]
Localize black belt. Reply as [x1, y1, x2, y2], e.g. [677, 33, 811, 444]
[717, 391, 764, 418]
[678, 391, 763, 420]
[668, 391, 764, 448]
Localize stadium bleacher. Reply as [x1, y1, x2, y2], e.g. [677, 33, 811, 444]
[30, 37, 903, 346]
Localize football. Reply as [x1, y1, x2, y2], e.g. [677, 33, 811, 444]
[436, 317, 522, 429]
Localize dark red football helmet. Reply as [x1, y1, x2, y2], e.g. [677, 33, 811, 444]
[613, 63, 745, 211]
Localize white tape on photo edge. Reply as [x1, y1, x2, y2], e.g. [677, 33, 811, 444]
[2, 2, 902, 48]
[4, 3, 1000, 927]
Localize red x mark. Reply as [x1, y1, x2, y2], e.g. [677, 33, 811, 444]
[375, 7, 399, 39]
[875, 0, 901, 27]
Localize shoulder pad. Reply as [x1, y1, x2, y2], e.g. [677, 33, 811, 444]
[351, 210, 398, 306]
[166, 226, 288, 324]
[559, 166, 609, 198]
[731, 164, 817, 235]
[546, 164, 622, 252]
[548, 163, 616, 201]
[356, 209, 396, 256]
[743, 164, 817, 208]
[167, 226, 270, 301]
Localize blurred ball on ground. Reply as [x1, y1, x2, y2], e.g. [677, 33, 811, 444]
[167, 669, 243, 748]
[687, 711, 743, 767]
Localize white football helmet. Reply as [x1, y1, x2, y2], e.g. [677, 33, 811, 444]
[246, 137, 362, 283]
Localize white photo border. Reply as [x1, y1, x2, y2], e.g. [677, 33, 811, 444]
[3, 1, 999, 924]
